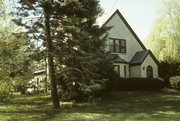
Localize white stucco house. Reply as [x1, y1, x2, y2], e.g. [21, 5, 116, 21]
[99, 9, 159, 78]
[30, 9, 159, 90]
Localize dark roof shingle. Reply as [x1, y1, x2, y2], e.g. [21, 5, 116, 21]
[106, 54, 128, 63]
[130, 50, 149, 65]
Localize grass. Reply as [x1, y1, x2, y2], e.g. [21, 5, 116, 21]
[0, 91, 180, 121]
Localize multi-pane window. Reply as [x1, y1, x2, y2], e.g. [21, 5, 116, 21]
[113, 65, 120, 75]
[109, 38, 126, 53]
[124, 65, 126, 77]
[109, 39, 114, 52]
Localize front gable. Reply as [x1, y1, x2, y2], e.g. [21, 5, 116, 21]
[102, 9, 146, 62]
[141, 54, 159, 78]
[98, 9, 159, 78]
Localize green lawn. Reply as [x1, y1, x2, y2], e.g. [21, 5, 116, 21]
[0, 91, 180, 121]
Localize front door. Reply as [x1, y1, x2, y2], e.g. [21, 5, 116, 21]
[146, 65, 153, 78]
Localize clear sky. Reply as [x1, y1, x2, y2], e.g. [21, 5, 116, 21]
[99, 0, 159, 41]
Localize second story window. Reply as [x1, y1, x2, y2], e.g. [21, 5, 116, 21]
[109, 38, 126, 53]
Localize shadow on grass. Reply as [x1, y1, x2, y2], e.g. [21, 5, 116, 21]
[0, 94, 61, 121]
[49, 91, 180, 121]
[0, 91, 180, 121]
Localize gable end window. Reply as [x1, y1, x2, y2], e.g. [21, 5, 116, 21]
[109, 38, 126, 53]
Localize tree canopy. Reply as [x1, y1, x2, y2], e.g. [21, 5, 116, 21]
[14, 0, 111, 105]
[145, 0, 180, 62]
[0, 20, 34, 100]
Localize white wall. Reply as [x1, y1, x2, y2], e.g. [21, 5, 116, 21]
[105, 13, 144, 62]
[28, 74, 46, 92]
[141, 54, 159, 78]
[130, 65, 141, 77]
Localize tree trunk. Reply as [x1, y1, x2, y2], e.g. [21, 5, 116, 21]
[20, 86, 26, 95]
[43, 3, 60, 108]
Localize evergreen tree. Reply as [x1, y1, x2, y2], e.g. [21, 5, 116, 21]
[51, 0, 110, 101]
[14, 0, 110, 103]
[14, 0, 63, 108]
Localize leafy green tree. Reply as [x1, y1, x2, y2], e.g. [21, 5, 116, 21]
[145, 0, 180, 62]
[0, 20, 34, 100]
[145, 0, 180, 87]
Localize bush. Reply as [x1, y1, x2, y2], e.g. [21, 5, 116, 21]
[108, 77, 165, 91]
[26, 89, 46, 95]
[0, 82, 12, 102]
[56, 59, 111, 102]
[0, 74, 12, 102]
[159, 61, 180, 87]
[170, 76, 180, 91]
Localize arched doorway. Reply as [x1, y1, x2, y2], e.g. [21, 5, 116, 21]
[146, 65, 153, 78]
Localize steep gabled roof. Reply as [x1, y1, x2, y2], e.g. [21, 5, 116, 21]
[130, 50, 159, 66]
[106, 54, 128, 63]
[100, 9, 146, 50]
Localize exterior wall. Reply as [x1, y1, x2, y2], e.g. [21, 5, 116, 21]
[105, 14, 144, 62]
[34, 74, 46, 89]
[113, 63, 129, 78]
[130, 65, 141, 77]
[27, 73, 47, 92]
[141, 54, 159, 78]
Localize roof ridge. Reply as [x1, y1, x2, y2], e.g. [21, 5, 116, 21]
[100, 9, 147, 50]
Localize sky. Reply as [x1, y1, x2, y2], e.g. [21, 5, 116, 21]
[2, 0, 159, 41]
[99, 0, 159, 41]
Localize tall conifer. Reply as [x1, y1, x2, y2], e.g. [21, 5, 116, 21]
[14, 0, 110, 102]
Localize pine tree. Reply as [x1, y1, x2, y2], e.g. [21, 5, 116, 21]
[14, 0, 110, 102]
[51, 0, 110, 101]
[14, 0, 64, 108]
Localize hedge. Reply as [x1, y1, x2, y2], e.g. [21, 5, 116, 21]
[170, 76, 180, 91]
[108, 78, 165, 91]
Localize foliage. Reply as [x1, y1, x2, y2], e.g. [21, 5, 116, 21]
[0, 71, 12, 102]
[14, 0, 109, 101]
[26, 89, 47, 96]
[145, 0, 180, 89]
[145, 0, 180, 62]
[53, 0, 110, 101]
[0, 0, 4, 17]
[159, 61, 180, 87]
[56, 59, 110, 101]
[0, 20, 34, 98]
[14, 0, 110, 102]
[108, 77, 165, 91]
[170, 76, 180, 91]
[1, 91, 180, 121]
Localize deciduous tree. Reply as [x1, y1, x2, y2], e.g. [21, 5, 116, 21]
[145, 0, 180, 62]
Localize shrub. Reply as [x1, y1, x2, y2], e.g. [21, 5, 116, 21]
[0, 73, 12, 102]
[108, 77, 165, 91]
[56, 59, 111, 102]
[0, 82, 12, 102]
[26, 89, 47, 95]
[170, 76, 180, 91]
[159, 61, 180, 87]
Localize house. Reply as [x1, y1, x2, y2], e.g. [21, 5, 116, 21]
[27, 69, 48, 92]
[30, 9, 159, 89]
[99, 9, 159, 78]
